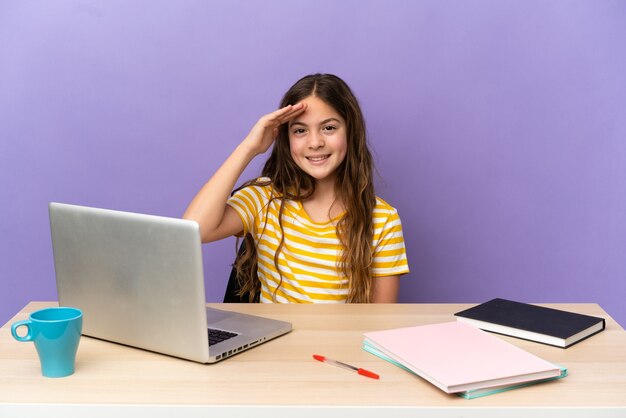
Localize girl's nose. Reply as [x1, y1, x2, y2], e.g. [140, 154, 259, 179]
[307, 132, 324, 149]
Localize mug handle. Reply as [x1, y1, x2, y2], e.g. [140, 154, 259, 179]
[11, 320, 33, 342]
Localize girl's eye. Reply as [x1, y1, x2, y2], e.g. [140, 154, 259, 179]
[322, 125, 337, 132]
[293, 128, 306, 135]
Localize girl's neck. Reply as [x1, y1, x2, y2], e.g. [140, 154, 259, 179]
[301, 178, 344, 223]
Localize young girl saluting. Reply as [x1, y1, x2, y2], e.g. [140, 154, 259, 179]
[183, 74, 409, 303]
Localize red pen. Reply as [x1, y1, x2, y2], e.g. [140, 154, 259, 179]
[313, 354, 380, 379]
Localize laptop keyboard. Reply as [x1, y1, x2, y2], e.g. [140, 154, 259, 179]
[208, 328, 238, 346]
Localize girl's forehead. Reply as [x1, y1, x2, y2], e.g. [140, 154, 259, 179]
[293, 96, 343, 123]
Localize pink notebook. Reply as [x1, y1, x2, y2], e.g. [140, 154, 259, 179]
[363, 321, 562, 393]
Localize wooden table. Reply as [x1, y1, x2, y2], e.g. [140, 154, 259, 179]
[1, 302, 625, 417]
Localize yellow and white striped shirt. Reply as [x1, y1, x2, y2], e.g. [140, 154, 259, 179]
[226, 183, 409, 303]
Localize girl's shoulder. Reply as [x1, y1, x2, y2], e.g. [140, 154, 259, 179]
[237, 177, 271, 191]
[233, 177, 279, 200]
[374, 196, 399, 216]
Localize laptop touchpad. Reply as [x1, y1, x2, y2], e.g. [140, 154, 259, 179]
[206, 308, 236, 323]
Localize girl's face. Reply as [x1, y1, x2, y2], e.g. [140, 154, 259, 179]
[288, 95, 348, 185]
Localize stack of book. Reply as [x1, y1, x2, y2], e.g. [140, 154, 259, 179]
[363, 322, 567, 399]
[364, 299, 605, 399]
[363, 321, 567, 399]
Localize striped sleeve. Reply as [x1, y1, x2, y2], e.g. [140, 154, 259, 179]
[372, 201, 410, 277]
[226, 184, 271, 236]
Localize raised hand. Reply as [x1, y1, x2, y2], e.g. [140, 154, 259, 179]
[183, 101, 307, 242]
[241, 103, 307, 156]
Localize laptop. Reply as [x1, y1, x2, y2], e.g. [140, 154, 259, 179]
[49, 202, 292, 363]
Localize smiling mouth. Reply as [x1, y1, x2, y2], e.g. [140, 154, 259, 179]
[306, 155, 331, 162]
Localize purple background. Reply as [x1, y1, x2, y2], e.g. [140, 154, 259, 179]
[1, 1, 625, 327]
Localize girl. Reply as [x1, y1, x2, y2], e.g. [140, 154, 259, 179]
[183, 74, 409, 303]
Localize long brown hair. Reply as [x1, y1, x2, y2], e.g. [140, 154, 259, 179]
[233, 74, 376, 303]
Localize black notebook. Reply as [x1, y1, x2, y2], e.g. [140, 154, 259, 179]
[454, 298, 605, 348]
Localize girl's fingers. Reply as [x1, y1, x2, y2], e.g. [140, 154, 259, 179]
[259, 102, 307, 133]
[276, 103, 307, 124]
[266, 104, 297, 121]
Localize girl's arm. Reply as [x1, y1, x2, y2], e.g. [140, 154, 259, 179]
[371, 276, 401, 303]
[183, 103, 306, 243]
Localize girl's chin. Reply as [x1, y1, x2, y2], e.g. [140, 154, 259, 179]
[307, 171, 337, 183]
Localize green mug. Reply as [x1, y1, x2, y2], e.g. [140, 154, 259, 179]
[11, 307, 83, 378]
